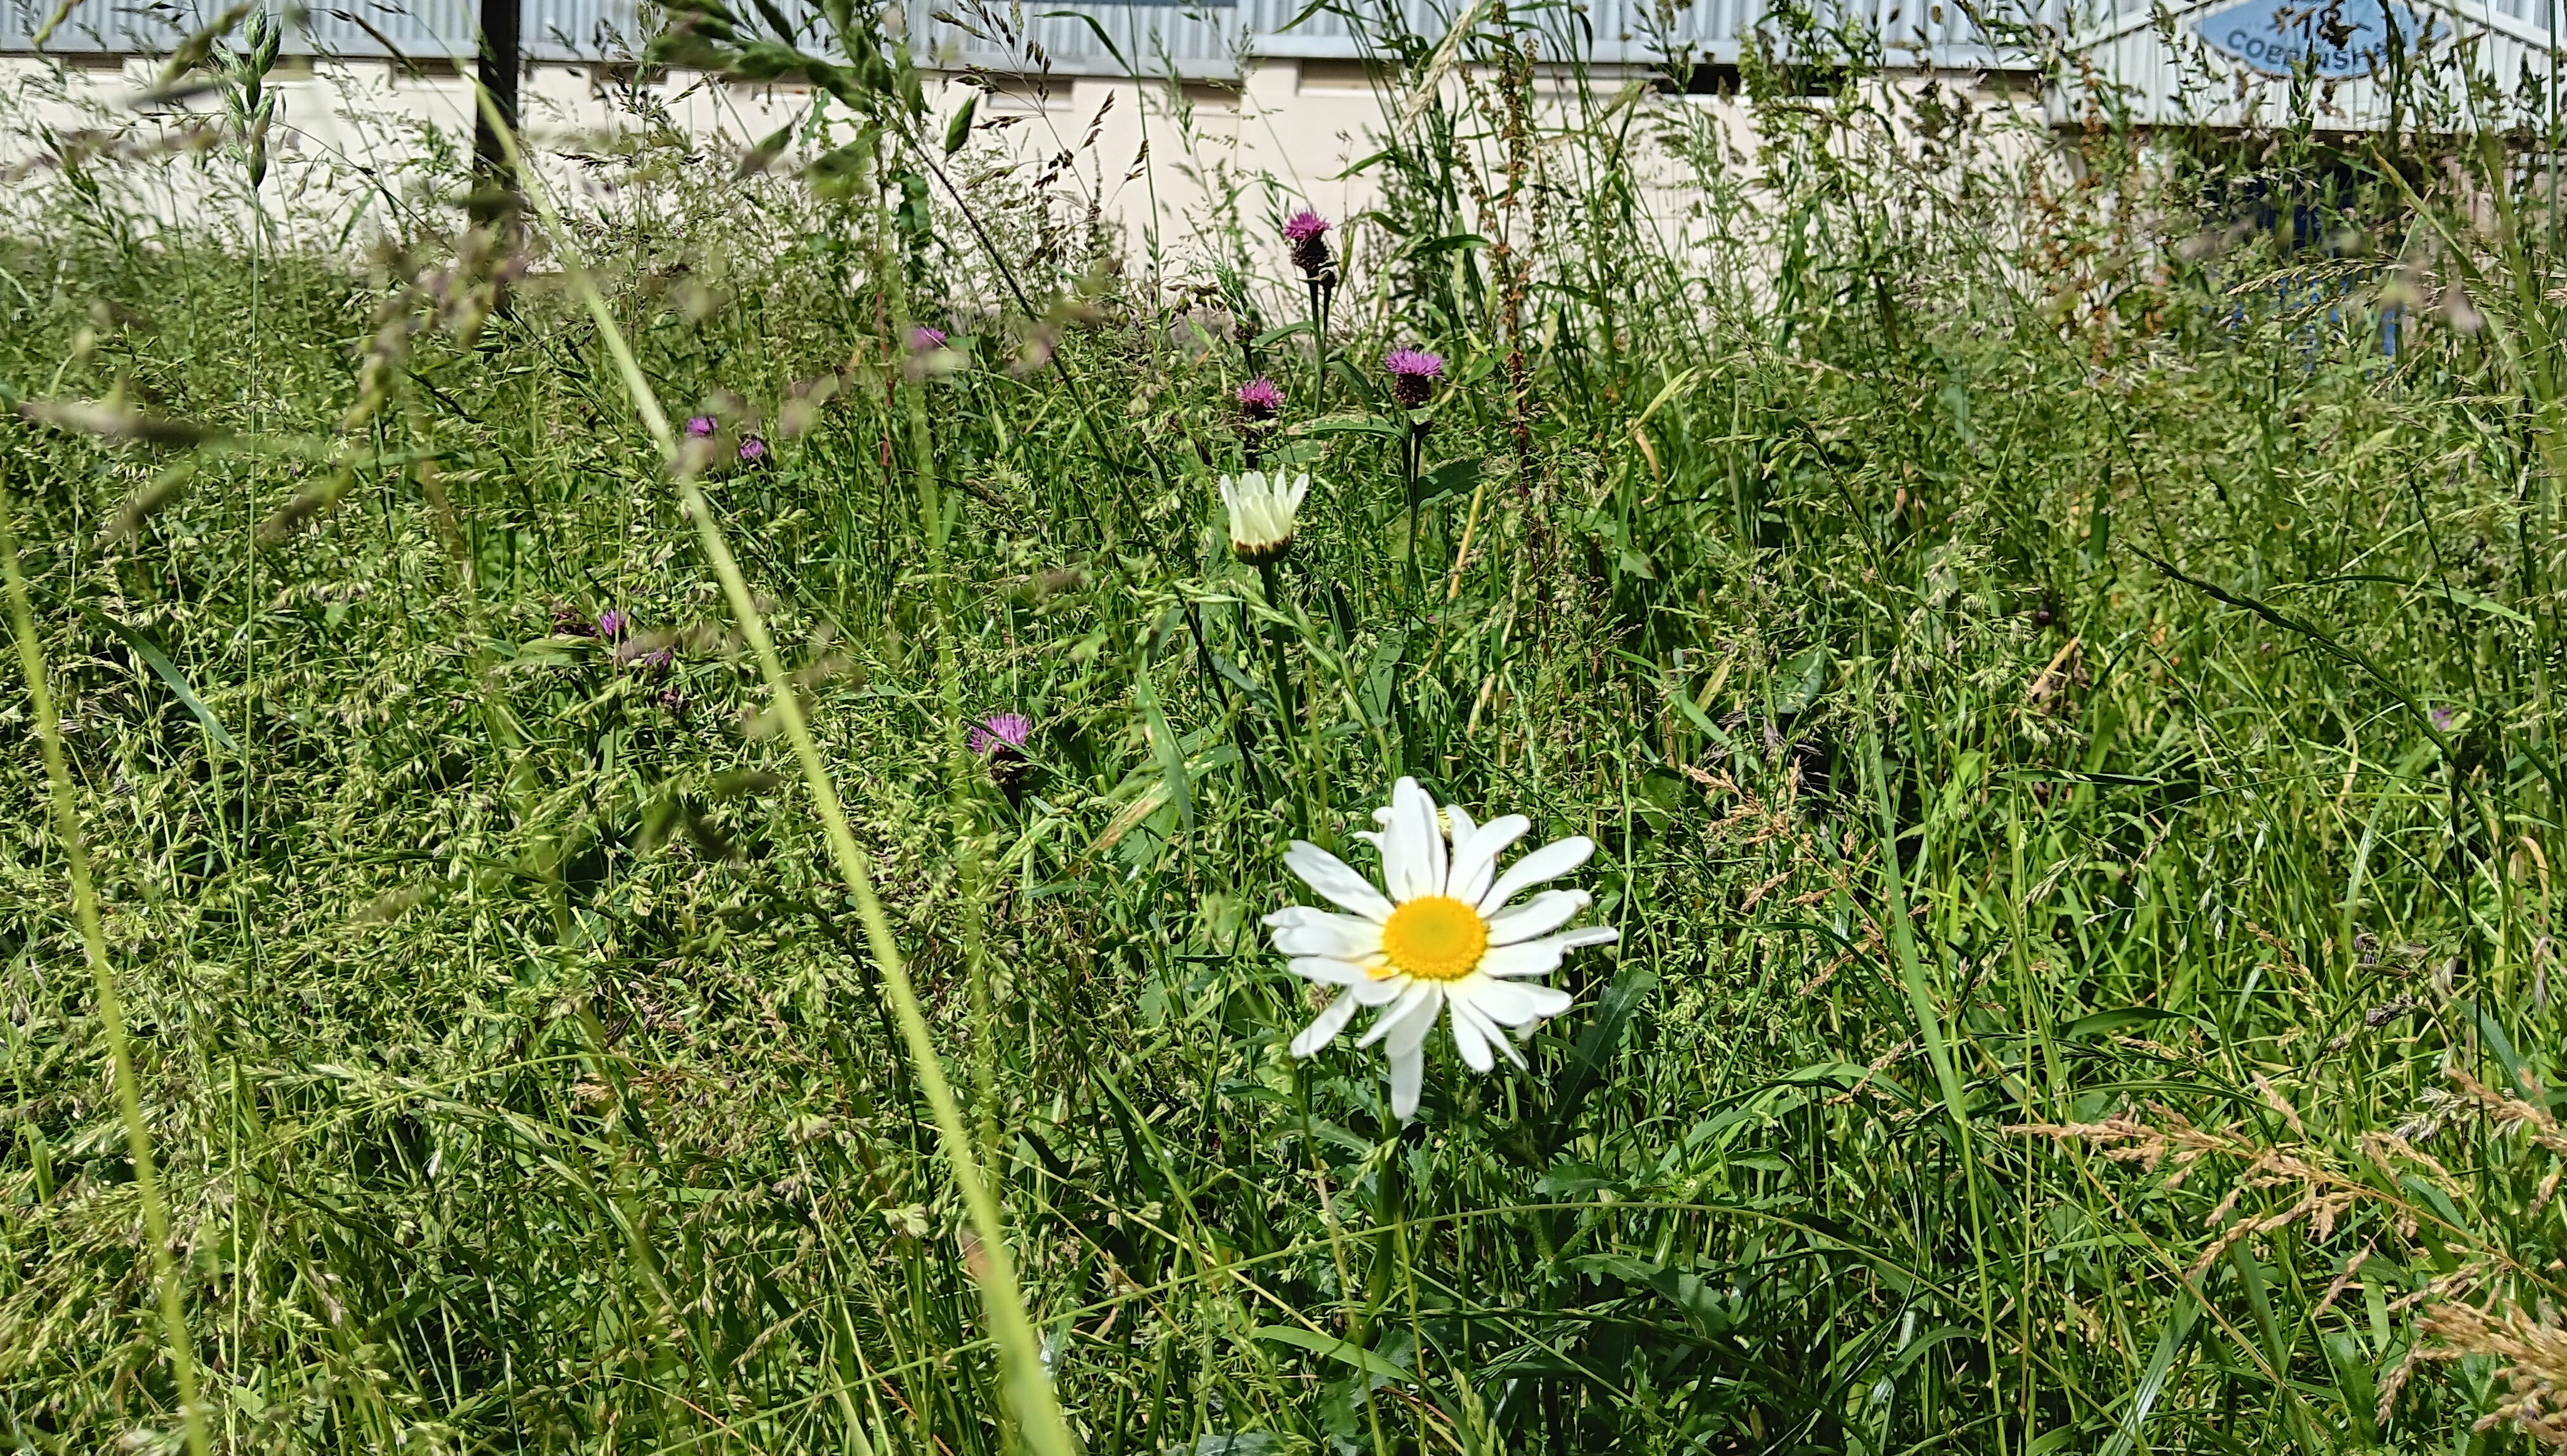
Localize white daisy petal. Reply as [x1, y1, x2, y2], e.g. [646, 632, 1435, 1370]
[1358, 980, 1440, 1048]
[1284, 842, 1396, 921]
[1449, 994, 1526, 1067]
[1388, 1044, 1425, 1120]
[1462, 976, 1575, 1025]
[1447, 997, 1494, 1072]
[1442, 803, 1480, 890]
[1483, 889, 1590, 945]
[1476, 939, 1565, 980]
[1288, 956, 1376, 986]
[1477, 835, 1598, 914]
[1402, 778, 1449, 899]
[1478, 926, 1618, 978]
[1387, 986, 1444, 1057]
[1373, 815, 1419, 902]
[1272, 912, 1386, 959]
[1379, 778, 1439, 902]
[1350, 973, 1408, 1005]
[1447, 814, 1529, 907]
[1290, 992, 1361, 1056]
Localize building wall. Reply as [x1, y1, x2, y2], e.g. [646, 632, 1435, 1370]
[0, 52, 1868, 264]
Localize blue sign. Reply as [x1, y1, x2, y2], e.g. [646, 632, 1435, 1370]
[2192, 0, 2439, 77]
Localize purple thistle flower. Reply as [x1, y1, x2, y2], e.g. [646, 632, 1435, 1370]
[684, 416, 716, 438]
[1385, 347, 1444, 408]
[971, 712, 1034, 806]
[1384, 347, 1444, 379]
[1285, 209, 1333, 278]
[1236, 376, 1284, 422]
[909, 326, 949, 351]
[597, 608, 632, 640]
[638, 647, 676, 671]
[2431, 706, 2459, 732]
[738, 435, 768, 463]
[969, 713, 1034, 757]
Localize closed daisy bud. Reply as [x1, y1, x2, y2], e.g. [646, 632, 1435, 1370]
[1219, 470, 1311, 564]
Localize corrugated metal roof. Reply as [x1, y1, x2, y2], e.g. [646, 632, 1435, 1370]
[0, 0, 639, 57]
[3, 0, 2090, 70]
[4, 0, 2547, 106]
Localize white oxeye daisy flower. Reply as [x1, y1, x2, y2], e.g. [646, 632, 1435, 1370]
[1265, 776, 1618, 1121]
[1218, 470, 1310, 564]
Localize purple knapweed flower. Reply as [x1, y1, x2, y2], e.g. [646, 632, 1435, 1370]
[597, 608, 632, 640]
[1237, 376, 1284, 423]
[637, 647, 675, 671]
[684, 416, 717, 438]
[970, 712, 1034, 806]
[970, 713, 1033, 757]
[738, 435, 768, 463]
[1385, 347, 1444, 408]
[909, 326, 949, 351]
[1285, 209, 1333, 277]
[2431, 706, 2459, 732]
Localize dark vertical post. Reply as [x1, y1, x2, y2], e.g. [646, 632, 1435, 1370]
[472, 0, 522, 201]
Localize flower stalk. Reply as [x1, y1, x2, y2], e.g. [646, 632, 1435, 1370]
[1385, 347, 1444, 594]
[1287, 210, 1337, 408]
[1221, 471, 1314, 806]
[1256, 557, 1301, 738]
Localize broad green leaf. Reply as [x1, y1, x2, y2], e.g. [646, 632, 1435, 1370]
[89, 613, 239, 752]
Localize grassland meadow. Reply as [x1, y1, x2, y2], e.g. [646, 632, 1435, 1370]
[5, 2, 2567, 1452]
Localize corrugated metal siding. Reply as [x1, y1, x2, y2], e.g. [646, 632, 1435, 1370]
[0, 0, 630, 55]
[923, 3, 1242, 79]
[1, 0, 2540, 84]
[1235, 0, 2069, 65]
[0, 0, 2085, 69]
[1, 0, 166, 54]
[877, 0, 2076, 70]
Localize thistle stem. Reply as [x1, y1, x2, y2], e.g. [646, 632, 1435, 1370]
[1402, 420, 1427, 598]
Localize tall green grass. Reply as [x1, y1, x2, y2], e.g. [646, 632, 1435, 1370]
[4, 6, 2567, 1452]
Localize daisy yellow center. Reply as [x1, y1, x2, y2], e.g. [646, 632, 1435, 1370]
[1377, 895, 1489, 981]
